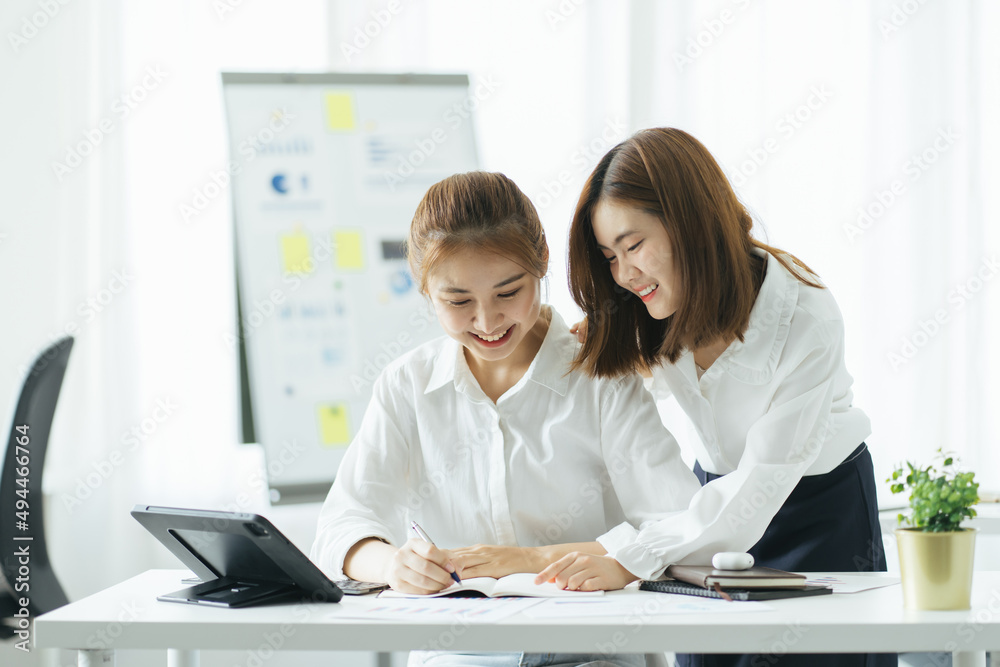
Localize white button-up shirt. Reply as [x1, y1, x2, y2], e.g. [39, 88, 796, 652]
[310, 309, 701, 578]
[599, 250, 872, 580]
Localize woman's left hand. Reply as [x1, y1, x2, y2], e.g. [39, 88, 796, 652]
[534, 552, 639, 591]
[449, 544, 542, 578]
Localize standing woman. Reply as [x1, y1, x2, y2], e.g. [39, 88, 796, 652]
[539, 128, 892, 667]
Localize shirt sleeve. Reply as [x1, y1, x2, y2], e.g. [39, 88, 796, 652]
[599, 325, 844, 580]
[309, 372, 411, 579]
[598, 375, 702, 535]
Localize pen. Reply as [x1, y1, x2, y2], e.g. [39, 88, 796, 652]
[410, 520, 462, 585]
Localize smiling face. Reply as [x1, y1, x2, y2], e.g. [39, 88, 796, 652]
[592, 200, 681, 320]
[427, 248, 543, 367]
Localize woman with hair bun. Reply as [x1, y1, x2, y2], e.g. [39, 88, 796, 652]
[312, 170, 700, 667]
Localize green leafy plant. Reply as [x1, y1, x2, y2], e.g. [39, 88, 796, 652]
[889, 449, 980, 532]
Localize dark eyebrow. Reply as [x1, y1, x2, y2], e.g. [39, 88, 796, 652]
[595, 230, 639, 251]
[438, 272, 527, 294]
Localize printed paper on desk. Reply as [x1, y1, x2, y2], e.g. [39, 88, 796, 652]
[802, 575, 900, 594]
[328, 596, 543, 622]
[523, 596, 772, 618]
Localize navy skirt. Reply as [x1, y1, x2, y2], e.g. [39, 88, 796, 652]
[676, 443, 896, 667]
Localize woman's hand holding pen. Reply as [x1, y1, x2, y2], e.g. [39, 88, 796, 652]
[384, 539, 464, 595]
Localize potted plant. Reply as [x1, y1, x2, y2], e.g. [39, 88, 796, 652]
[889, 449, 980, 610]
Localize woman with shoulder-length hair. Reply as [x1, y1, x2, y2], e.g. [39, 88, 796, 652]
[537, 128, 893, 667]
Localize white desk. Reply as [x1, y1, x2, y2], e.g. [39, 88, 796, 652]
[34, 569, 1000, 667]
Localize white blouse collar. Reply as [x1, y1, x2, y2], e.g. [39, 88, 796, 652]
[700, 249, 799, 385]
[424, 306, 572, 397]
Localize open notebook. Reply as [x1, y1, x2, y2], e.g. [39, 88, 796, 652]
[379, 573, 605, 598]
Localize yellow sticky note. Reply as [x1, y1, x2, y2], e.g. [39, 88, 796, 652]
[335, 230, 365, 270]
[324, 92, 356, 130]
[317, 404, 351, 446]
[280, 231, 313, 275]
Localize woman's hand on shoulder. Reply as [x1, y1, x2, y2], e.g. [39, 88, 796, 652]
[569, 317, 588, 344]
[534, 552, 638, 592]
[384, 539, 462, 595]
[450, 544, 543, 579]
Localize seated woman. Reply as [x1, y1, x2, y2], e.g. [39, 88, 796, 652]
[310, 171, 700, 667]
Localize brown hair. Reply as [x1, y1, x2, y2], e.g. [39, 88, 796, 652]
[409, 171, 548, 293]
[568, 127, 821, 378]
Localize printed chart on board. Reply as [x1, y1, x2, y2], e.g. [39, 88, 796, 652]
[222, 73, 479, 501]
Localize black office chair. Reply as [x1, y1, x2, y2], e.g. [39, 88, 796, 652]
[0, 337, 73, 638]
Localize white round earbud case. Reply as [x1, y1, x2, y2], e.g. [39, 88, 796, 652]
[712, 552, 755, 570]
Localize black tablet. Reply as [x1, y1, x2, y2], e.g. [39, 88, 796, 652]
[131, 505, 343, 608]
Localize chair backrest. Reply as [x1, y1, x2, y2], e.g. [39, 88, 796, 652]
[0, 337, 73, 623]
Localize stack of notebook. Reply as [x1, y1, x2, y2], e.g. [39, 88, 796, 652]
[640, 564, 832, 601]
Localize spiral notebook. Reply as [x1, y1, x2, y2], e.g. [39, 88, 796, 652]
[640, 579, 832, 601]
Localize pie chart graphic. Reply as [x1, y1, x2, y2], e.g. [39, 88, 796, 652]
[271, 173, 289, 194]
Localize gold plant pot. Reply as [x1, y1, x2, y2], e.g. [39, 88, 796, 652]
[896, 527, 976, 610]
